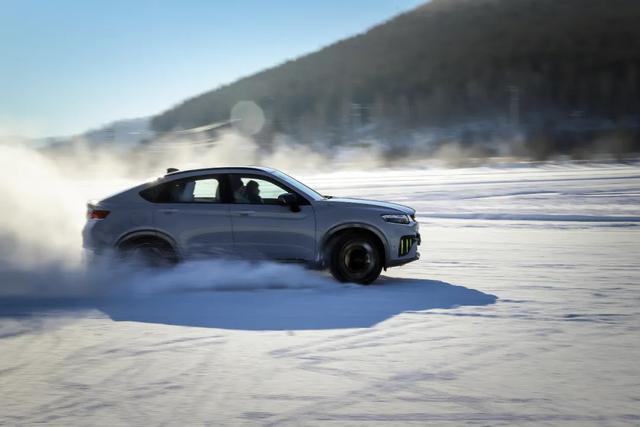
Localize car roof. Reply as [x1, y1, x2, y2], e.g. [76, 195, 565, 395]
[164, 166, 277, 177]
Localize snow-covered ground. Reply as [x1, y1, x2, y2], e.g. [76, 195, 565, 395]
[1, 162, 639, 425]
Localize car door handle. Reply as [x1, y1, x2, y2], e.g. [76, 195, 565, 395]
[159, 209, 179, 214]
[235, 211, 255, 216]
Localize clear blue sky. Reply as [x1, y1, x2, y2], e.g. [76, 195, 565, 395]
[0, 0, 425, 138]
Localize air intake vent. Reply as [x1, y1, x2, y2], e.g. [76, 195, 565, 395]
[398, 236, 415, 256]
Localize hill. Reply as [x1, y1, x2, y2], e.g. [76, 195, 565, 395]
[151, 0, 640, 159]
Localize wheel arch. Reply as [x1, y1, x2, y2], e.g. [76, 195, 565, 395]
[321, 223, 389, 267]
[115, 229, 181, 258]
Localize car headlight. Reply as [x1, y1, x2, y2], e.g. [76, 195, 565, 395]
[381, 214, 411, 224]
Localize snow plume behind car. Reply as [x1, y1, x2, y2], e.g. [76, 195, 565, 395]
[0, 125, 402, 265]
[0, 136, 364, 299]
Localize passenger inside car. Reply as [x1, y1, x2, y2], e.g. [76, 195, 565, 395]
[230, 175, 249, 203]
[245, 180, 262, 204]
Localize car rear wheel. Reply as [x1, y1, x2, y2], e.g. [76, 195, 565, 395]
[329, 233, 382, 284]
[118, 239, 178, 267]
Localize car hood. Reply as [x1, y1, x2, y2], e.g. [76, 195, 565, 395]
[323, 197, 415, 215]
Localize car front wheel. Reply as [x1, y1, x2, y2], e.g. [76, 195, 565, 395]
[329, 233, 382, 284]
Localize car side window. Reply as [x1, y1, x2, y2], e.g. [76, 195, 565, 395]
[141, 176, 223, 203]
[191, 178, 220, 202]
[229, 175, 290, 205]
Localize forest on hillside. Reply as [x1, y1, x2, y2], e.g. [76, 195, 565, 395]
[151, 0, 640, 159]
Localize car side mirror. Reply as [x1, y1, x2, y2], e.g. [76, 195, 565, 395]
[278, 193, 300, 212]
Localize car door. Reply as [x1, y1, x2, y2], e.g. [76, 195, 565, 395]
[149, 174, 234, 258]
[227, 173, 316, 261]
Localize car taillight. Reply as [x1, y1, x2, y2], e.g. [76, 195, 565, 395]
[87, 209, 110, 220]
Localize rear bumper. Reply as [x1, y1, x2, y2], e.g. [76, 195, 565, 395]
[82, 219, 112, 252]
[82, 220, 97, 250]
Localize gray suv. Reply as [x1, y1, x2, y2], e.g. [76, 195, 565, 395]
[83, 167, 420, 284]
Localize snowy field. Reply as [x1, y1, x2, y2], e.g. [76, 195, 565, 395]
[1, 161, 639, 425]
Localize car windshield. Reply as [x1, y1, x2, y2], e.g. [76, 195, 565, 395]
[272, 170, 325, 200]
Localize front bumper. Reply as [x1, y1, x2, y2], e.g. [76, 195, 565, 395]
[387, 251, 420, 267]
[398, 233, 421, 256]
[385, 224, 421, 267]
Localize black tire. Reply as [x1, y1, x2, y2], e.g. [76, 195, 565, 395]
[118, 239, 178, 267]
[329, 233, 382, 285]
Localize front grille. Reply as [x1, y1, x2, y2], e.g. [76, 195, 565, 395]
[398, 236, 416, 256]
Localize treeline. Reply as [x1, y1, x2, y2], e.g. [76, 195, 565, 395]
[151, 0, 640, 159]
